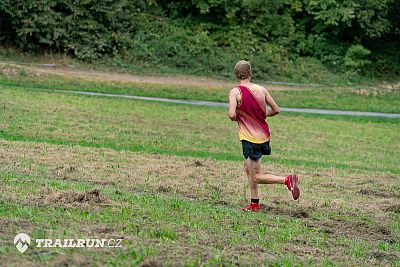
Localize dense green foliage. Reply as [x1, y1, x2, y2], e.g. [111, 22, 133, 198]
[1, 0, 399, 81]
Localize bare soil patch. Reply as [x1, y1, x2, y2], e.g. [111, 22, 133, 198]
[50, 254, 93, 267]
[359, 187, 392, 198]
[385, 204, 400, 213]
[305, 218, 398, 244]
[262, 202, 315, 219]
[36, 187, 108, 208]
[139, 260, 163, 267]
[369, 250, 400, 262]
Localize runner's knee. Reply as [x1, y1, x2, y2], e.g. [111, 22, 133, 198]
[250, 172, 261, 183]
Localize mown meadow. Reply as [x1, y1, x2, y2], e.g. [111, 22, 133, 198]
[0, 66, 399, 265]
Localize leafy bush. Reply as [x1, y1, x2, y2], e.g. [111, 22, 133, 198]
[344, 45, 371, 74]
[0, 0, 146, 60]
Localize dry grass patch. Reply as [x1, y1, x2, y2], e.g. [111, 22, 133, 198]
[1, 140, 399, 244]
[0, 139, 398, 265]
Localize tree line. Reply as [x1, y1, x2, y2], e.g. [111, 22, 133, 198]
[1, 0, 399, 81]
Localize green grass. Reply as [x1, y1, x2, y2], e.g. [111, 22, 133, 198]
[0, 172, 322, 265]
[1, 88, 399, 174]
[0, 170, 397, 266]
[0, 84, 399, 265]
[270, 89, 400, 113]
[1, 63, 400, 113]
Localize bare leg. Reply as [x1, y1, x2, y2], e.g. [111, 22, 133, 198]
[244, 160, 259, 199]
[247, 158, 285, 184]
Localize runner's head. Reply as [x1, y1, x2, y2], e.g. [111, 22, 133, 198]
[234, 60, 252, 80]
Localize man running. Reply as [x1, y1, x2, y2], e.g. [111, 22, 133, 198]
[228, 60, 300, 211]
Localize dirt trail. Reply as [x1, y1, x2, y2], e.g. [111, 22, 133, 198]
[9, 63, 304, 91]
[2, 62, 399, 91]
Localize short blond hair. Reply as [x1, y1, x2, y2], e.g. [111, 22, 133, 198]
[234, 60, 252, 80]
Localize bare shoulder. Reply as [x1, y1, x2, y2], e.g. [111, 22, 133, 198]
[230, 86, 239, 93]
[229, 87, 240, 96]
[255, 84, 269, 95]
[229, 87, 241, 102]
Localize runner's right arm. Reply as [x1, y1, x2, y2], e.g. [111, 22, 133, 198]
[228, 88, 239, 121]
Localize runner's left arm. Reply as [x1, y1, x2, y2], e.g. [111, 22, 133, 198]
[264, 88, 280, 117]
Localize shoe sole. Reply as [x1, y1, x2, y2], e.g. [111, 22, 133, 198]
[241, 207, 261, 212]
[241, 209, 260, 212]
[291, 174, 300, 200]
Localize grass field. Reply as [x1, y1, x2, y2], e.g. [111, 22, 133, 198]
[0, 81, 399, 266]
[1, 63, 400, 113]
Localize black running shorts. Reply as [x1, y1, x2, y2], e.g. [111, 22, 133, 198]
[241, 140, 271, 160]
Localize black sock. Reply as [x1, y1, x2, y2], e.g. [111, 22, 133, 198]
[251, 198, 259, 204]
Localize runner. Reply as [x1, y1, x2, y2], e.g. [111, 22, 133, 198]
[228, 60, 300, 211]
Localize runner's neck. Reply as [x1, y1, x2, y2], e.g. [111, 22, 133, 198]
[239, 82, 254, 90]
[239, 78, 252, 86]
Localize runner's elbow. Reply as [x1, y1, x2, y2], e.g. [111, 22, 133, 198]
[273, 107, 280, 114]
[229, 114, 237, 121]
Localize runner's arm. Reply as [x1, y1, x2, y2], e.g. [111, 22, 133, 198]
[264, 88, 280, 117]
[228, 88, 238, 121]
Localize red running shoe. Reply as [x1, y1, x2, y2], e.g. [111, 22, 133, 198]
[241, 202, 261, 212]
[285, 174, 300, 200]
